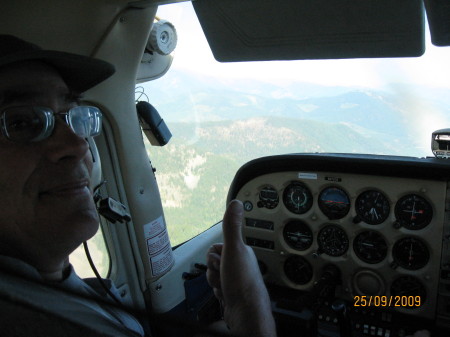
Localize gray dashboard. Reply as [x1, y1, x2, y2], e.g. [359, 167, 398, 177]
[227, 153, 450, 333]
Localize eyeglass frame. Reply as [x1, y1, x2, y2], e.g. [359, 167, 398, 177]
[0, 105, 102, 143]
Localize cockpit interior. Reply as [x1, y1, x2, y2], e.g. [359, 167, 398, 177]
[1, 0, 450, 337]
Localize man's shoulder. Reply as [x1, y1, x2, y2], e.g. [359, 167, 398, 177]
[0, 295, 113, 337]
[0, 257, 143, 336]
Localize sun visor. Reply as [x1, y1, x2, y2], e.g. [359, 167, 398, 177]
[424, 0, 450, 46]
[192, 0, 425, 62]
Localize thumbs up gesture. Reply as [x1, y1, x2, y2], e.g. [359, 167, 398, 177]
[206, 200, 276, 337]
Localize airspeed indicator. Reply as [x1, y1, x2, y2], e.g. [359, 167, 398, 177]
[283, 182, 313, 214]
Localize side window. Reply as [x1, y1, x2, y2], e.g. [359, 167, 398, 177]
[137, 4, 236, 247]
[142, 136, 232, 246]
[70, 221, 110, 278]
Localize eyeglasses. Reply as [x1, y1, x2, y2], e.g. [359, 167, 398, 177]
[0, 106, 102, 143]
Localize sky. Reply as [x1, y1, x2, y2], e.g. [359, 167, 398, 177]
[156, 1, 450, 90]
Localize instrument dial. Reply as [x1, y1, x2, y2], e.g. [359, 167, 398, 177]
[355, 190, 390, 225]
[258, 186, 279, 209]
[391, 276, 426, 308]
[392, 237, 429, 270]
[283, 182, 313, 214]
[283, 220, 313, 251]
[318, 225, 349, 257]
[284, 255, 313, 285]
[353, 231, 388, 264]
[395, 194, 433, 230]
[318, 187, 350, 220]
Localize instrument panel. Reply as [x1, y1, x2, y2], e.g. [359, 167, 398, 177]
[227, 154, 450, 330]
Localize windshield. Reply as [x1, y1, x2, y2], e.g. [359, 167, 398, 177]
[139, 2, 450, 246]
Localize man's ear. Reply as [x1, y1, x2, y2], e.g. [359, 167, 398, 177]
[87, 137, 102, 192]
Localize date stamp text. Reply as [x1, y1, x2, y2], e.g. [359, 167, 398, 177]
[354, 295, 421, 307]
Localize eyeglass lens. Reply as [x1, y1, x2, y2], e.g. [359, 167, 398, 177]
[2, 106, 49, 142]
[1, 106, 102, 142]
[69, 106, 102, 138]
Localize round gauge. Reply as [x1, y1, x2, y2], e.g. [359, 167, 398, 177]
[284, 255, 313, 285]
[392, 237, 430, 270]
[258, 186, 279, 209]
[395, 194, 433, 230]
[353, 231, 388, 264]
[353, 270, 385, 296]
[317, 225, 349, 257]
[391, 276, 426, 308]
[283, 220, 313, 251]
[283, 182, 313, 214]
[318, 187, 350, 220]
[355, 190, 390, 225]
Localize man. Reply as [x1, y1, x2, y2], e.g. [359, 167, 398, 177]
[0, 34, 276, 336]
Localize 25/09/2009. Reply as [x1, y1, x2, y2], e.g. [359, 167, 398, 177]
[354, 295, 421, 307]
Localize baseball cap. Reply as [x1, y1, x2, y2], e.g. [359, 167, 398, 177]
[0, 34, 115, 92]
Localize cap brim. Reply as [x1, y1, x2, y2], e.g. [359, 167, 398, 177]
[0, 49, 115, 92]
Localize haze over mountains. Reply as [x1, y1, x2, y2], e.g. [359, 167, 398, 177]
[140, 69, 449, 244]
[143, 69, 448, 151]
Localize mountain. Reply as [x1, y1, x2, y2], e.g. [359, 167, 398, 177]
[166, 116, 407, 159]
[140, 69, 449, 145]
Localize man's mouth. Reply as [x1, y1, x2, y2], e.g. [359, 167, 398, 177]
[39, 180, 91, 197]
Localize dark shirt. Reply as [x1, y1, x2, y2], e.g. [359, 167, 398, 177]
[0, 255, 144, 336]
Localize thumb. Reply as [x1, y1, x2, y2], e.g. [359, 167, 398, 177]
[222, 200, 245, 247]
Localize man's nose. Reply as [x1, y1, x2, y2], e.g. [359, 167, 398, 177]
[43, 118, 89, 163]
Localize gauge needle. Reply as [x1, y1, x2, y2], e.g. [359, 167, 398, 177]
[289, 231, 309, 238]
[370, 194, 380, 220]
[411, 201, 417, 220]
[301, 192, 307, 206]
[408, 243, 414, 263]
[403, 201, 419, 221]
[369, 207, 379, 220]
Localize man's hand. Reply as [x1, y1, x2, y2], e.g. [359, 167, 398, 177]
[206, 200, 276, 337]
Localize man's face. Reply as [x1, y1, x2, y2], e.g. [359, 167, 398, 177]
[0, 61, 99, 271]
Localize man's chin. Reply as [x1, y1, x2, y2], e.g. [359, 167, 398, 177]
[63, 215, 100, 256]
[39, 191, 99, 222]
[70, 211, 100, 240]
[41, 208, 100, 243]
